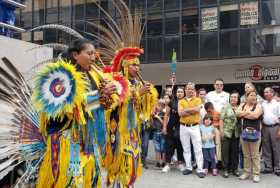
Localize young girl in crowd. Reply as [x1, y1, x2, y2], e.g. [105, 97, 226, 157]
[200, 114, 218, 176]
[152, 99, 166, 168]
[204, 102, 222, 169]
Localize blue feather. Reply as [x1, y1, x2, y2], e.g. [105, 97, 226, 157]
[93, 107, 106, 155]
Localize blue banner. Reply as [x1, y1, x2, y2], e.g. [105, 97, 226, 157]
[0, 0, 23, 36]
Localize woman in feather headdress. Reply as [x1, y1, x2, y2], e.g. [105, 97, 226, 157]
[32, 38, 120, 188]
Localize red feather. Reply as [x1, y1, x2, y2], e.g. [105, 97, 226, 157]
[103, 65, 113, 73]
[113, 73, 129, 102]
[112, 47, 144, 72]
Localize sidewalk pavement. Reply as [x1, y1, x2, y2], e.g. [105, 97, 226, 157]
[135, 166, 279, 188]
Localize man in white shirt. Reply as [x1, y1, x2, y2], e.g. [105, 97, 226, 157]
[261, 87, 280, 176]
[206, 78, 229, 113]
[205, 79, 229, 168]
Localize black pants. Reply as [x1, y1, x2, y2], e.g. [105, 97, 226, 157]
[222, 135, 240, 171]
[165, 134, 184, 163]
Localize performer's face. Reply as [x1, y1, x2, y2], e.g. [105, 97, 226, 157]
[74, 44, 96, 71]
[128, 64, 139, 78]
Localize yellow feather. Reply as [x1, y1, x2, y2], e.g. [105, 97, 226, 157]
[54, 136, 70, 188]
[36, 138, 55, 188]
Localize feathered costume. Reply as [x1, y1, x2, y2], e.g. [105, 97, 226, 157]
[104, 48, 158, 187]
[0, 0, 157, 187]
[32, 60, 120, 188]
[0, 57, 123, 188]
[78, 1, 159, 186]
[0, 57, 44, 186]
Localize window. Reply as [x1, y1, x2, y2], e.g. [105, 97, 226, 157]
[220, 31, 238, 57]
[182, 9, 199, 34]
[59, 0, 71, 23]
[200, 0, 217, 6]
[147, 12, 163, 36]
[220, 9, 239, 29]
[147, 37, 163, 61]
[14, 9, 21, 27]
[58, 30, 71, 45]
[147, 0, 162, 12]
[74, 4, 84, 20]
[165, 11, 179, 34]
[164, 36, 180, 60]
[240, 29, 262, 56]
[182, 34, 199, 60]
[33, 0, 45, 26]
[44, 30, 57, 43]
[131, 0, 145, 10]
[220, 0, 238, 4]
[85, 2, 98, 19]
[182, 0, 198, 8]
[46, 0, 58, 23]
[147, 37, 163, 62]
[85, 20, 99, 41]
[74, 22, 84, 34]
[261, 32, 280, 55]
[140, 39, 146, 63]
[164, 0, 180, 10]
[200, 32, 218, 58]
[261, 0, 280, 26]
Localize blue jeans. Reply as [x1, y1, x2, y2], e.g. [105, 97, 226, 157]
[153, 131, 165, 153]
[202, 147, 216, 169]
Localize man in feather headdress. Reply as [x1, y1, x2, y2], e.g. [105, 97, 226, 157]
[103, 47, 158, 187]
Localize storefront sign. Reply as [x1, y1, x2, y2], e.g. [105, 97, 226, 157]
[240, 1, 258, 26]
[201, 7, 218, 31]
[235, 65, 280, 81]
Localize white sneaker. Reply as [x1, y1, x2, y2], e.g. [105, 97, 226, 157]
[171, 155, 177, 165]
[177, 164, 185, 172]
[253, 175, 260, 183]
[162, 165, 170, 173]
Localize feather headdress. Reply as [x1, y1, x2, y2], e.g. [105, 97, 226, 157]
[89, 0, 145, 72]
[0, 57, 45, 186]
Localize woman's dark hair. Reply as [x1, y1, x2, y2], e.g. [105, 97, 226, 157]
[246, 90, 257, 97]
[230, 90, 240, 105]
[176, 87, 185, 97]
[203, 114, 213, 122]
[61, 39, 94, 63]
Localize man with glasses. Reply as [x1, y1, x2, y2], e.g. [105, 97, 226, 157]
[206, 78, 229, 113]
[178, 82, 205, 178]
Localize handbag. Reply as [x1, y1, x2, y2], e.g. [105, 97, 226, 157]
[240, 103, 261, 142]
[241, 125, 261, 142]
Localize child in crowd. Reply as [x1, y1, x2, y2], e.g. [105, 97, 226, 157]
[200, 114, 218, 176]
[204, 102, 222, 169]
[152, 99, 166, 168]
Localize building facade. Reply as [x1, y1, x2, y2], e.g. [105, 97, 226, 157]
[15, 0, 280, 92]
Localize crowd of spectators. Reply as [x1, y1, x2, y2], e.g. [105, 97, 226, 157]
[141, 78, 280, 183]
